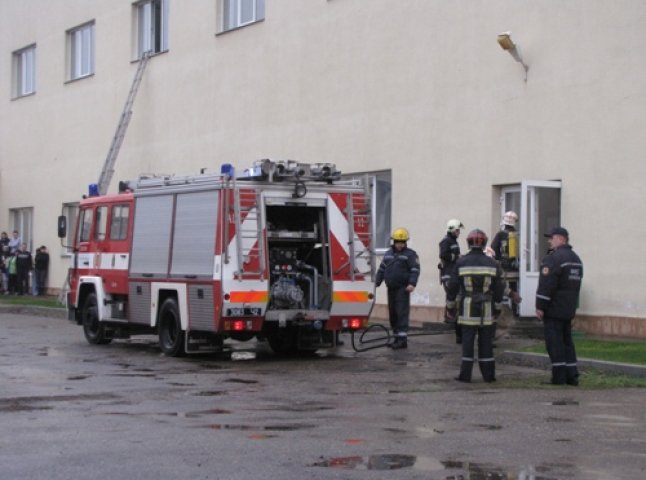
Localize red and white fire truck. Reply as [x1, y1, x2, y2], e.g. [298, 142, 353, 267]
[59, 159, 376, 356]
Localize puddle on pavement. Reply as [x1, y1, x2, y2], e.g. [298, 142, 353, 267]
[474, 424, 503, 430]
[191, 390, 227, 396]
[206, 423, 315, 431]
[312, 456, 575, 477]
[549, 400, 579, 406]
[67, 374, 91, 381]
[224, 378, 258, 384]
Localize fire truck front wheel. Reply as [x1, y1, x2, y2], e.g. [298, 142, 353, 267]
[158, 298, 186, 357]
[82, 293, 112, 345]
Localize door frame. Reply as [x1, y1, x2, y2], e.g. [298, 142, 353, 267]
[518, 180, 561, 317]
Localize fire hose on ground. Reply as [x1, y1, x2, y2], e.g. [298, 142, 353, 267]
[349, 324, 453, 353]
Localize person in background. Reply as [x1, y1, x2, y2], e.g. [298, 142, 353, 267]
[8, 230, 21, 254]
[439, 219, 464, 343]
[491, 211, 520, 318]
[536, 227, 584, 386]
[35, 246, 50, 296]
[6, 252, 18, 295]
[0, 232, 9, 292]
[376, 227, 421, 350]
[15, 243, 33, 296]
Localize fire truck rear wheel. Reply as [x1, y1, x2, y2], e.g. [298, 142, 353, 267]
[267, 327, 299, 355]
[158, 298, 186, 357]
[82, 293, 112, 345]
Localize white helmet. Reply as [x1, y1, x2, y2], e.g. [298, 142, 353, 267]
[502, 211, 518, 227]
[446, 219, 464, 232]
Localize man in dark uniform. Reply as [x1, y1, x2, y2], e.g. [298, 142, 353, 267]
[447, 229, 505, 383]
[376, 227, 420, 349]
[536, 227, 583, 386]
[15, 243, 33, 296]
[439, 218, 464, 342]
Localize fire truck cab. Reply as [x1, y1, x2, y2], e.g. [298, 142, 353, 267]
[60, 160, 376, 356]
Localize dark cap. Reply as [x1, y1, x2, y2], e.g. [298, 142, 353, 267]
[544, 226, 569, 239]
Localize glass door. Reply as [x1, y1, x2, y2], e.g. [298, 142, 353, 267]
[518, 181, 561, 317]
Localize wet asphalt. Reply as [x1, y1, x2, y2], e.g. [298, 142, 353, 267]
[0, 312, 644, 480]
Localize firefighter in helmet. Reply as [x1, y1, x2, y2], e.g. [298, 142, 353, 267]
[447, 229, 505, 383]
[439, 218, 464, 343]
[491, 211, 520, 313]
[375, 227, 420, 349]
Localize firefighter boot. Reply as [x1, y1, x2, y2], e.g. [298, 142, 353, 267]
[390, 336, 408, 349]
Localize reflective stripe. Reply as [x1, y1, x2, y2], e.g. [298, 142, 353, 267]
[459, 319, 494, 326]
[552, 362, 566, 367]
[536, 294, 551, 301]
[479, 357, 495, 362]
[396, 332, 407, 338]
[561, 262, 583, 268]
[566, 363, 578, 367]
[459, 266, 497, 276]
[229, 291, 269, 303]
[462, 357, 474, 362]
[446, 300, 456, 308]
[333, 291, 369, 303]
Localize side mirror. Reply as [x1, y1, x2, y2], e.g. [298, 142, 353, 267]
[58, 216, 67, 239]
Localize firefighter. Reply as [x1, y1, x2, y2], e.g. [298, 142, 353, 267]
[375, 227, 420, 349]
[491, 211, 520, 319]
[536, 227, 583, 386]
[447, 229, 504, 383]
[439, 218, 464, 343]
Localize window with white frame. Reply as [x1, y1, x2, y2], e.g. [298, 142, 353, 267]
[62, 203, 79, 254]
[12, 45, 36, 98]
[220, 0, 265, 32]
[67, 22, 95, 80]
[135, 0, 168, 57]
[10, 207, 33, 251]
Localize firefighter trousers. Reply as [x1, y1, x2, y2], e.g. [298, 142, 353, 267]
[543, 318, 578, 385]
[457, 324, 495, 382]
[387, 286, 410, 337]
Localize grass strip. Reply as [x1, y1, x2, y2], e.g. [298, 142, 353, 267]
[521, 339, 646, 366]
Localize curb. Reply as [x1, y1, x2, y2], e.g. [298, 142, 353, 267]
[0, 304, 68, 319]
[499, 351, 646, 378]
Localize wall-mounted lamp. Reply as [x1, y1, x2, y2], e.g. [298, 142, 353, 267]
[497, 31, 529, 82]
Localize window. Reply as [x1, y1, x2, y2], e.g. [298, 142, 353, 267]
[67, 22, 95, 80]
[135, 0, 168, 57]
[12, 45, 36, 98]
[342, 170, 392, 251]
[62, 203, 79, 254]
[10, 208, 33, 251]
[77, 208, 92, 243]
[110, 204, 130, 241]
[95, 206, 108, 241]
[220, 0, 265, 32]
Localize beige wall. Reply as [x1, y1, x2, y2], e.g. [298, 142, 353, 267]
[2, 1, 645, 324]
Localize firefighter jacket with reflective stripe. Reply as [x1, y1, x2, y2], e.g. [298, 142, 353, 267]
[376, 246, 420, 289]
[447, 248, 504, 326]
[438, 233, 461, 283]
[535, 244, 583, 320]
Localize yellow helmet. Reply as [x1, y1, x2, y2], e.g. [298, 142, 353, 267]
[391, 227, 410, 242]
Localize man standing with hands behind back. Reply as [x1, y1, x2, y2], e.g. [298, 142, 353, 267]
[536, 227, 584, 386]
[376, 227, 420, 350]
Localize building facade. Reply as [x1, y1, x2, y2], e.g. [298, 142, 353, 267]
[2, 0, 645, 337]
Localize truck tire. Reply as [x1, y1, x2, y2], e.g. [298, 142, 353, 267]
[267, 327, 298, 355]
[82, 293, 111, 345]
[158, 298, 185, 357]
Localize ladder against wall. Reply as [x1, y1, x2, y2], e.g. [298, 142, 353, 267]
[97, 51, 152, 195]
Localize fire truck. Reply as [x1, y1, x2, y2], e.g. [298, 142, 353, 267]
[59, 159, 376, 356]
